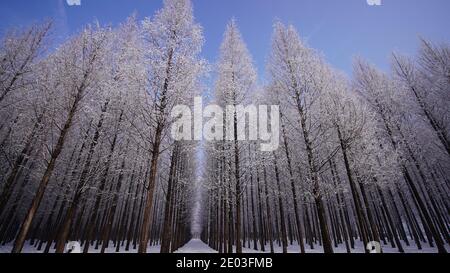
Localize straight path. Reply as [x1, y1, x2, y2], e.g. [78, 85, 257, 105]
[175, 239, 218, 253]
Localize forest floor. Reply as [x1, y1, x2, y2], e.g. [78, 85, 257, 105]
[175, 239, 217, 253]
[0, 242, 161, 253]
[238, 240, 449, 253]
[0, 239, 448, 253]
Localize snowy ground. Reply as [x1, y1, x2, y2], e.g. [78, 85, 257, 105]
[175, 239, 217, 253]
[176, 239, 449, 254]
[1, 239, 447, 253]
[240, 240, 449, 253]
[0, 241, 161, 253]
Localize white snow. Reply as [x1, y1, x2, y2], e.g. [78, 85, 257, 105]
[175, 239, 217, 253]
[240, 240, 449, 253]
[1, 239, 447, 253]
[0, 241, 160, 253]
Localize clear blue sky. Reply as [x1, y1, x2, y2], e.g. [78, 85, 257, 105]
[1, 0, 449, 77]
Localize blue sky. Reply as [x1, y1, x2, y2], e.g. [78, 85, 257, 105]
[0, 0, 449, 77]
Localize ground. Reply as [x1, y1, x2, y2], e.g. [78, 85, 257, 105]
[0, 239, 447, 253]
[175, 239, 217, 253]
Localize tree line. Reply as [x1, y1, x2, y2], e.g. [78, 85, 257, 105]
[201, 20, 449, 253]
[0, 0, 203, 253]
[0, 0, 448, 254]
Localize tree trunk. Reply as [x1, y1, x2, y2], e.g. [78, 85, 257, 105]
[263, 167, 274, 253]
[272, 154, 288, 253]
[12, 89, 82, 253]
[160, 144, 179, 253]
[280, 113, 305, 252]
[0, 113, 43, 217]
[138, 48, 173, 253]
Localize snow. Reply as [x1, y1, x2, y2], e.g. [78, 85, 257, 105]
[1, 239, 447, 253]
[241, 240, 449, 253]
[175, 239, 217, 253]
[178, 240, 449, 254]
[0, 241, 161, 253]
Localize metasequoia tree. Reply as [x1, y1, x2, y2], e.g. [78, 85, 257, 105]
[12, 24, 110, 253]
[138, 0, 206, 253]
[267, 22, 337, 253]
[353, 58, 447, 253]
[212, 19, 257, 253]
[202, 25, 449, 254]
[0, 21, 51, 104]
[0, 2, 448, 255]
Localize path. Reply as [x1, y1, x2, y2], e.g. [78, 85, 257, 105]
[175, 239, 218, 253]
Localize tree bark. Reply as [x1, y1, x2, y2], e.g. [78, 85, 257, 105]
[12, 87, 83, 253]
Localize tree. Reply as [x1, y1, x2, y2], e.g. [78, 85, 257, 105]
[267, 22, 336, 253]
[353, 58, 448, 253]
[0, 21, 51, 104]
[12, 25, 110, 253]
[138, 0, 206, 253]
[213, 19, 257, 253]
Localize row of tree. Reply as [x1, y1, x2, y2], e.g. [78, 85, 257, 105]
[0, 0, 203, 253]
[201, 20, 449, 253]
[0, 0, 448, 254]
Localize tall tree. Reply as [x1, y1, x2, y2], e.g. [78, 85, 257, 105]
[214, 19, 257, 253]
[138, 0, 205, 253]
[267, 22, 336, 253]
[12, 25, 109, 253]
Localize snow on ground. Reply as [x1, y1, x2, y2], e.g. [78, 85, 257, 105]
[1, 239, 448, 253]
[241, 240, 449, 253]
[0, 241, 160, 253]
[175, 239, 217, 253]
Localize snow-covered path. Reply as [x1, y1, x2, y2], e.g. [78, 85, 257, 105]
[175, 239, 217, 253]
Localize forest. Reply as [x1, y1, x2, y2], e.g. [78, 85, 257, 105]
[0, 0, 449, 253]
